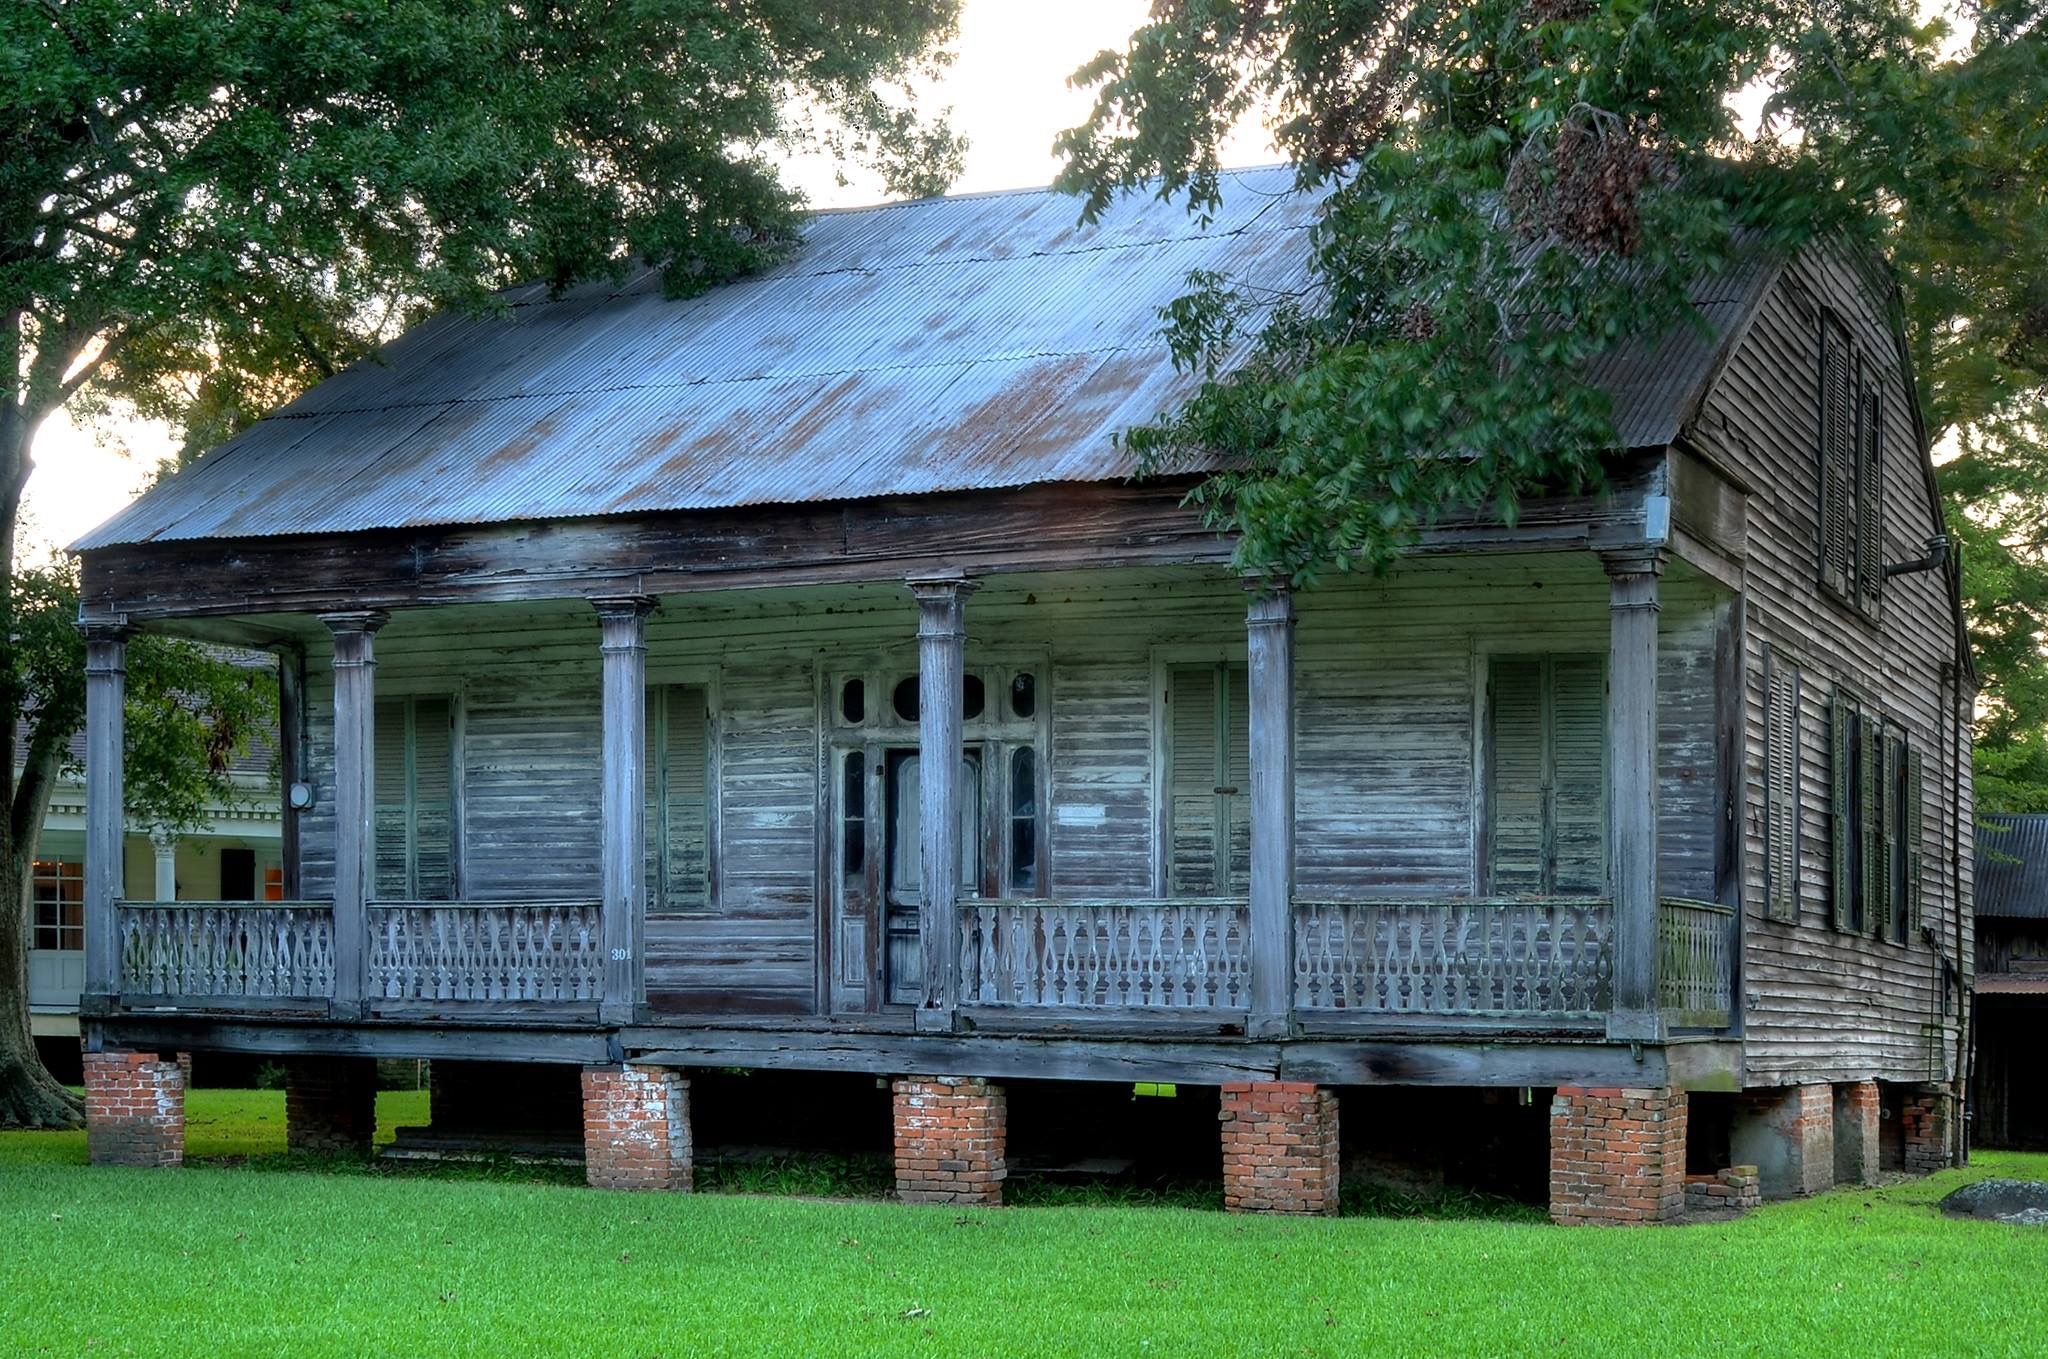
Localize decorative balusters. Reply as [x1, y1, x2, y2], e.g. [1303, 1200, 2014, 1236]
[960, 899, 1251, 1009]
[1655, 898, 1735, 1027]
[115, 903, 336, 999]
[1292, 899, 1616, 1017]
[367, 901, 603, 1004]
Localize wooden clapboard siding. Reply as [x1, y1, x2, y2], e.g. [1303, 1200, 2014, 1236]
[1046, 658, 1155, 896]
[1685, 242, 1969, 1086]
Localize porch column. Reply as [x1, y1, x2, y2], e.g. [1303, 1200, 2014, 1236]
[323, 610, 387, 1018]
[276, 644, 306, 899]
[595, 596, 657, 1025]
[1245, 583, 1296, 1038]
[82, 619, 130, 1001]
[151, 834, 177, 902]
[1603, 552, 1664, 1041]
[908, 572, 977, 1032]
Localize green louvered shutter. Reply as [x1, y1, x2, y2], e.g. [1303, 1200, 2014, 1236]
[1549, 658, 1608, 894]
[1764, 654, 1802, 922]
[646, 684, 711, 915]
[1857, 381, 1885, 611]
[1166, 664, 1248, 896]
[1487, 658, 1548, 894]
[1859, 716, 1884, 935]
[373, 698, 411, 899]
[411, 697, 455, 900]
[1820, 319, 1856, 597]
[1904, 746, 1925, 935]
[1829, 694, 1854, 932]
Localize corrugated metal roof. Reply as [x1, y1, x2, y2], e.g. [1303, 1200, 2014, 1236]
[75, 167, 1775, 550]
[1977, 815, 2048, 919]
[1977, 975, 2048, 996]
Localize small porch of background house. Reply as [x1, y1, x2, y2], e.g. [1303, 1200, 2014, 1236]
[78, 549, 1739, 1053]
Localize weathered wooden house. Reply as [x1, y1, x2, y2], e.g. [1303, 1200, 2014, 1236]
[1971, 814, 2046, 1151]
[71, 167, 1973, 1218]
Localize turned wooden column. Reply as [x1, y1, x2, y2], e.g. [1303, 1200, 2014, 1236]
[323, 610, 388, 1018]
[909, 572, 976, 1032]
[1245, 583, 1297, 1038]
[82, 619, 130, 1001]
[595, 596, 657, 1024]
[1603, 552, 1664, 1041]
[276, 644, 307, 899]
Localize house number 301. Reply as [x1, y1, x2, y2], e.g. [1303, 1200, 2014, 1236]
[609, 948, 632, 962]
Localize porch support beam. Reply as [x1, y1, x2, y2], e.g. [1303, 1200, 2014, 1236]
[82, 619, 130, 1000]
[1603, 552, 1665, 1041]
[595, 596, 658, 1024]
[1245, 583, 1296, 1039]
[323, 610, 388, 1019]
[909, 572, 977, 1033]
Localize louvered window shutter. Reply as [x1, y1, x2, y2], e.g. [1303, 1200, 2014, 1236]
[1857, 381, 1885, 610]
[1487, 659, 1547, 894]
[373, 698, 411, 899]
[1764, 655, 1802, 923]
[646, 684, 711, 914]
[1904, 746, 1925, 935]
[410, 697, 455, 901]
[1549, 658, 1607, 894]
[1859, 716, 1884, 935]
[1828, 694, 1854, 932]
[1878, 731, 1905, 939]
[1166, 664, 1248, 896]
[1820, 320, 1856, 597]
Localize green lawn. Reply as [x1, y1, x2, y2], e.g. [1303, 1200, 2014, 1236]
[3, 1091, 2046, 1358]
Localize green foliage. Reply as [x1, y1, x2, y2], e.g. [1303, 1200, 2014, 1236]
[1058, 0, 2048, 801]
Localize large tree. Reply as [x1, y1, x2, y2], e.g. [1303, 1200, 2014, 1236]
[1, 0, 962, 1127]
[1055, 0, 2048, 802]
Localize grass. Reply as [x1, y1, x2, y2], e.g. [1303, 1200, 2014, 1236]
[4, 1091, 2047, 1358]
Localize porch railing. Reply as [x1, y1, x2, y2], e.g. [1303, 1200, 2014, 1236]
[959, 898, 1251, 1009]
[368, 900, 605, 1004]
[115, 901, 336, 1000]
[1292, 898, 1614, 1018]
[1655, 897, 1736, 1028]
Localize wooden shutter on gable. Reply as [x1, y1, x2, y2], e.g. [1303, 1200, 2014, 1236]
[1763, 653, 1802, 923]
[1486, 657, 1548, 895]
[1856, 379, 1885, 611]
[1828, 692, 1854, 932]
[1820, 317, 1856, 598]
[1166, 664, 1249, 896]
[1548, 658, 1607, 894]
[410, 696, 455, 901]
[646, 684, 711, 915]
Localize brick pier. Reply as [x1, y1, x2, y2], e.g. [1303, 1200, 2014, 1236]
[1549, 1086, 1687, 1224]
[581, 1065, 693, 1191]
[285, 1057, 378, 1156]
[1732, 1083, 1834, 1199]
[892, 1076, 1007, 1205]
[84, 1050, 186, 1168]
[1219, 1081, 1340, 1216]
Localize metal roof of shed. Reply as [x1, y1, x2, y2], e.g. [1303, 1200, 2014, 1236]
[1977, 815, 2048, 920]
[75, 165, 1773, 550]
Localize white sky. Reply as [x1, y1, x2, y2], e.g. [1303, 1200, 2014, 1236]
[27, 0, 1276, 561]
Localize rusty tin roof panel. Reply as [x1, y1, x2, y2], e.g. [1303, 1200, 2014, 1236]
[1978, 815, 2048, 920]
[75, 165, 1768, 550]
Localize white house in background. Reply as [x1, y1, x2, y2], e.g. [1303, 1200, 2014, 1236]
[26, 743, 281, 1044]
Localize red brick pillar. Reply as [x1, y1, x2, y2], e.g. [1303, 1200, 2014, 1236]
[892, 1076, 1007, 1205]
[1549, 1086, 1686, 1224]
[84, 1051, 186, 1168]
[1732, 1083, 1834, 1199]
[1901, 1087, 1954, 1174]
[581, 1065, 692, 1191]
[1833, 1081, 1880, 1185]
[1219, 1082, 1340, 1216]
[285, 1057, 378, 1156]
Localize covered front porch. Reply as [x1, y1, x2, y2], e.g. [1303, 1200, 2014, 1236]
[82, 547, 1739, 1050]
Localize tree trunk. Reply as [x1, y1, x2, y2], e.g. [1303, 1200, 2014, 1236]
[0, 384, 83, 1128]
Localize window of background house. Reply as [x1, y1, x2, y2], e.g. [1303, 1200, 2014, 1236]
[1165, 662, 1250, 897]
[31, 860, 83, 951]
[374, 695, 455, 900]
[1819, 314, 1884, 617]
[1486, 655, 1607, 895]
[220, 847, 257, 902]
[646, 683, 711, 914]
